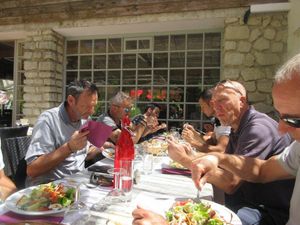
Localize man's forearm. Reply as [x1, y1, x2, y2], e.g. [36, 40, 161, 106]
[27, 143, 73, 178]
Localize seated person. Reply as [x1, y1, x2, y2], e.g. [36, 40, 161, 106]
[25, 80, 101, 186]
[168, 80, 295, 225]
[0, 148, 16, 200]
[182, 88, 231, 153]
[134, 103, 167, 142]
[97, 91, 157, 144]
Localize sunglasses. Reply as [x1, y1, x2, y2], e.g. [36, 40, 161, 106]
[276, 111, 300, 128]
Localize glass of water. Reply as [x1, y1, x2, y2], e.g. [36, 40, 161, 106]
[143, 153, 154, 175]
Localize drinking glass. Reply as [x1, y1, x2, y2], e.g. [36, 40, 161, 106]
[143, 152, 154, 175]
[120, 160, 133, 202]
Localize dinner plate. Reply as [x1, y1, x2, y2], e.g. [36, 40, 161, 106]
[5, 186, 68, 216]
[102, 148, 115, 160]
[201, 199, 242, 225]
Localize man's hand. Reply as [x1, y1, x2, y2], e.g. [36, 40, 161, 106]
[132, 206, 168, 225]
[191, 155, 219, 190]
[182, 124, 205, 146]
[167, 136, 192, 168]
[68, 130, 89, 152]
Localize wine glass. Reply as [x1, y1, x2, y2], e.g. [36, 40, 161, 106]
[91, 167, 126, 211]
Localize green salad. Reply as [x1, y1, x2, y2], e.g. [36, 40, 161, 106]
[16, 182, 76, 211]
[166, 200, 226, 225]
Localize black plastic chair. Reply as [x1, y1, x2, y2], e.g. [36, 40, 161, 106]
[0, 125, 29, 176]
[4, 136, 31, 189]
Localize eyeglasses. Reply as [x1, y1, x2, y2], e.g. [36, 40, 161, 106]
[216, 80, 244, 96]
[275, 110, 300, 128]
[113, 104, 132, 113]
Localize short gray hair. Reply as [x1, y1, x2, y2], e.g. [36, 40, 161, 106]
[109, 91, 131, 106]
[275, 53, 300, 83]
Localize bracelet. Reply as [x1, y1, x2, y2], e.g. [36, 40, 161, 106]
[67, 142, 76, 154]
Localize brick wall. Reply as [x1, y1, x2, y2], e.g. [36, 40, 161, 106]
[22, 30, 64, 124]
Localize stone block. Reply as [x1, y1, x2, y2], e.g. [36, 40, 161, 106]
[243, 53, 255, 67]
[22, 108, 32, 115]
[43, 52, 57, 60]
[24, 86, 36, 93]
[255, 53, 280, 65]
[244, 81, 256, 92]
[241, 68, 264, 81]
[223, 68, 240, 79]
[224, 41, 236, 50]
[262, 16, 271, 28]
[25, 71, 38, 78]
[43, 93, 57, 101]
[225, 18, 238, 24]
[247, 16, 261, 26]
[33, 79, 44, 85]
[257, 79, 273, 92]
[253, 37, 270, 50]
[44, 79, 57, 85]
[224, 53, 244, 66]
[24, 52, 33, 59]
[271, 19, 281, 28]
[248, 92, 267, 102]
[225, 26, 249, 40]
[238, 41, 251, 53]
[271, 42, 284, 53]
[33, 52, 42, 59]
[32, 108, 41, 116]
[253, 102, 274, 114]
[39, 41, 57, 51]
[24, 61, 38, 70]
[249, 28, 262, 42]
[39, 71, 55, 78]
[39, 61, 55, 71]
[263, 28, 276, 40]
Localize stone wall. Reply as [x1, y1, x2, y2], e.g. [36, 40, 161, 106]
[223, 12, 287, 115]
[23, 30, 64, 124]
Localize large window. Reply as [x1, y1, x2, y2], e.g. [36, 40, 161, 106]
[65, 32, 221, 129]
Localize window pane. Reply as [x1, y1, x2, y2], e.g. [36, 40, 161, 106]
[154, 53, 168, 68]
[108, 54, 121, 69]
[187, 52, 202, 67]
[187, 34, 203, 50]
[153, 70, 168, 85]
[170, 70, 184, 85]
[185, 104, 201, 120]
[94, 55, 106, 69]
[169, 87, 183, 102]
[79, 71, 92, 81]
[186, 86, 202, 102]
[94, 71, 106, 85]
[66, 56, 78, 69]
[205, 33, 221, 49]
[139, 39, 150, 49]
[108, 38, 121, 53]
[107, 71, 120, 85]
[138, 53, 152, 68]
[80, 40, 92, 54]
[170, 52, 185, 67]
[135, 87, 151, 101]
[169, 103, 184, 119]
[94, 39, 106, 53]
[153, 87, 167, 102]
[107, 86, 120, 99]
[97, 88, 106, 101]
[154, 36, 168, 51]
[138, 70, 152, 85]
[123, 54, 136, 68]
[66, 41, 78, 54]
[123, 70, 136, 85]
[187, 69, 202, 85]
[80, 56, 92, 69]
[126, 40, 137, 50]
[204, 51, 220, 67]
[66, 71, 77, 84]
[170, 35, 185, 50]
[204, 69, 220, 85]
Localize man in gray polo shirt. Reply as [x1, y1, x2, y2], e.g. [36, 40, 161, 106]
[25, 80, 100, 186]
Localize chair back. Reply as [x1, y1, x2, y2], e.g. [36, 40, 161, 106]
[4, 136, 31, 189]
[0, 125, 29, 175]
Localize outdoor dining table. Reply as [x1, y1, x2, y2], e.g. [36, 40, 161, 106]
[0, 156, 214, 225]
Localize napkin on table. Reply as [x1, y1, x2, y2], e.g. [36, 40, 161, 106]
[0, 211, 63, 224]
[161, 163, 191, 176]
